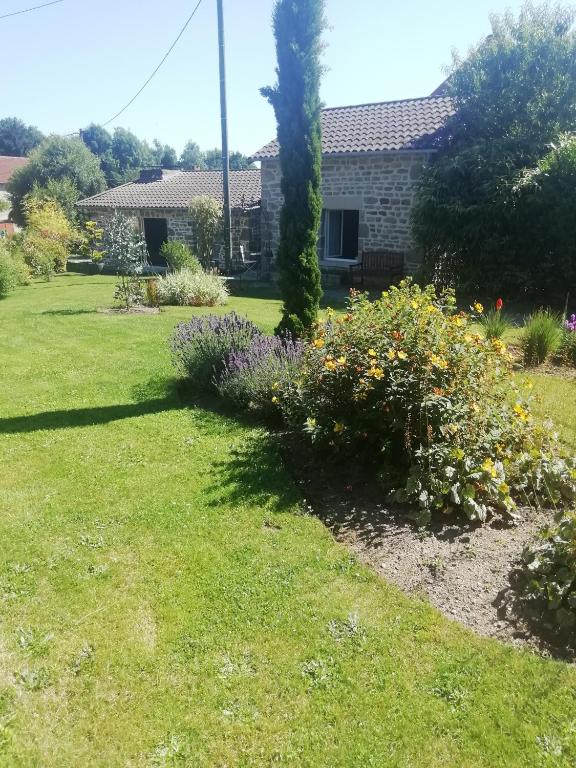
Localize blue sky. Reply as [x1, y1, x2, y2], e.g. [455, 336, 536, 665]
[2, 0, 526, 156]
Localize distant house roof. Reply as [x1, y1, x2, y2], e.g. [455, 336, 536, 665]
[77, 169, 262, 211]
[0, 155, 29, 185]
[253, 96, 454, 159]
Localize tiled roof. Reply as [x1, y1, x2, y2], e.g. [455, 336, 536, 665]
[0, 155, 29, 184]
[77, 169, 262, 210]
[253, 96, 454, 159]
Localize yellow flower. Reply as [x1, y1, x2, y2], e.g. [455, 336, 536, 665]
[452, 316, 464, 327]
[481, 458, 498, 478]
[337, 356, 346, 365]
[426, 304, 437, 313]
[367, 348, 377, 357]
[387, 349, 396, 361]
[313, 338, 325, 349]
[367, 366, 384, 380]
[491, 338, 506, 353]
[513, 403, 529, 421]
[272, 381, 280, 391]
[464, 334, 473, 343]
[411, 301, 420, 309]
[397, 350, 408, 361]
[430, 354, 448, 370]
[474, 302, 484, 313]
[325, 360, 337, 371]
[333, 422, 344, 434]
[305, 417, 317, 430]
[271, 396, 279, 404]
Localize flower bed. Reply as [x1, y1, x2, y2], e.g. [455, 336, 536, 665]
[277, 281, 576, 524]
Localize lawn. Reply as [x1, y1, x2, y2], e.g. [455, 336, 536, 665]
[0, 274, 575, 767]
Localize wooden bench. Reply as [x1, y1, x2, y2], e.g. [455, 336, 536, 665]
[349, 251, 405, 288]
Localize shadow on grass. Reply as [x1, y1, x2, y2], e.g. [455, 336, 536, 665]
[39, 309, 97, 316]
[204, 419, 302, 513]
[0, 375, 183, 434]
[0, 398, 181, 434]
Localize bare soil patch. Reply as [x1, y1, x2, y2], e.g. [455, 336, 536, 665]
[287, 456, 575, 660]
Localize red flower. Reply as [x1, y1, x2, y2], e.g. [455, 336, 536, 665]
[495, 298, 503, 311]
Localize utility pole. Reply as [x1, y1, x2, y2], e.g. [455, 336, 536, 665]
[217, 0, 232, 271]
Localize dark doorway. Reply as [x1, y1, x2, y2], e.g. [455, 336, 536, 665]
[143, 218, 168, 265]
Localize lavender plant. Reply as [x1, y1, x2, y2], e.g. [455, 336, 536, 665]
[217, 334, 304, 418]
[557, 313, 576, 367]
[170, 312, 261, 392]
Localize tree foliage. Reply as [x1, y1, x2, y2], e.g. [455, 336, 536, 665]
[412, 2, 576, 299]
[180, 143, 254, 171]
[180, 141, 205, 171]
[202, 148, 255, 171]
[0, 117, 44, 157]
[188, 195, 223, 268]
[262, 0, 325, 337]
[7, 136, 106, 225]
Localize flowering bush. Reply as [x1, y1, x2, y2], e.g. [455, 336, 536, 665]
[279, 281, 576, 524]
[171, 312, 260, 392]
[522, 512, 576, 629]
[217, 334, 304, 419]
[157, 269, 228, 307]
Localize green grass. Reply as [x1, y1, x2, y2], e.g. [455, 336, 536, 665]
[0, 274, 575, 767]
[520, 372, 576, 452]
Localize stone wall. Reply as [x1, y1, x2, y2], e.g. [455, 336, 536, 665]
[83, 206, 261, 263]
[261, 152, 431, 273]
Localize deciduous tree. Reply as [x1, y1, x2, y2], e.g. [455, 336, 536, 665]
[412, 1, 576, 298]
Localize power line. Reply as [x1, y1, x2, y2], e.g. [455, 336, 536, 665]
[100, 0, 205, 128]
[0, 0, 64, 21]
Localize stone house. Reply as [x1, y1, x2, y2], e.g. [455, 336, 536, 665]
[0, 155, 28, 238]
[253, 95, 454, 276]
[76, 168, 261, 267]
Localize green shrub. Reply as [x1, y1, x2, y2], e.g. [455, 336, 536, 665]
[216, 334, 304, 419]
[479, 307, 513, 341]
[160, 241, 201, 273]
[171, 313, 261, 393]
[145, 278, 159, 307]
[156, 269, 228, 307]
[278, 281, 576, 524]
[0, 239, 30, 286]
[20, 198, 76, 278]
[556, 330, 576, 367]
[0, 249, 21, 298]
[521, 310, 562, 366]
[522, 512, 576, 629]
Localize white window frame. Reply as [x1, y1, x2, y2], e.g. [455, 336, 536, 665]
[319, 208, 360, 266]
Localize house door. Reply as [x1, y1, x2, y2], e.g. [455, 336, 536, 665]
[143, 218, 168, 266]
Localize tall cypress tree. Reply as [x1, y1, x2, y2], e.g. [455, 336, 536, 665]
[261, 0, 325, 338]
